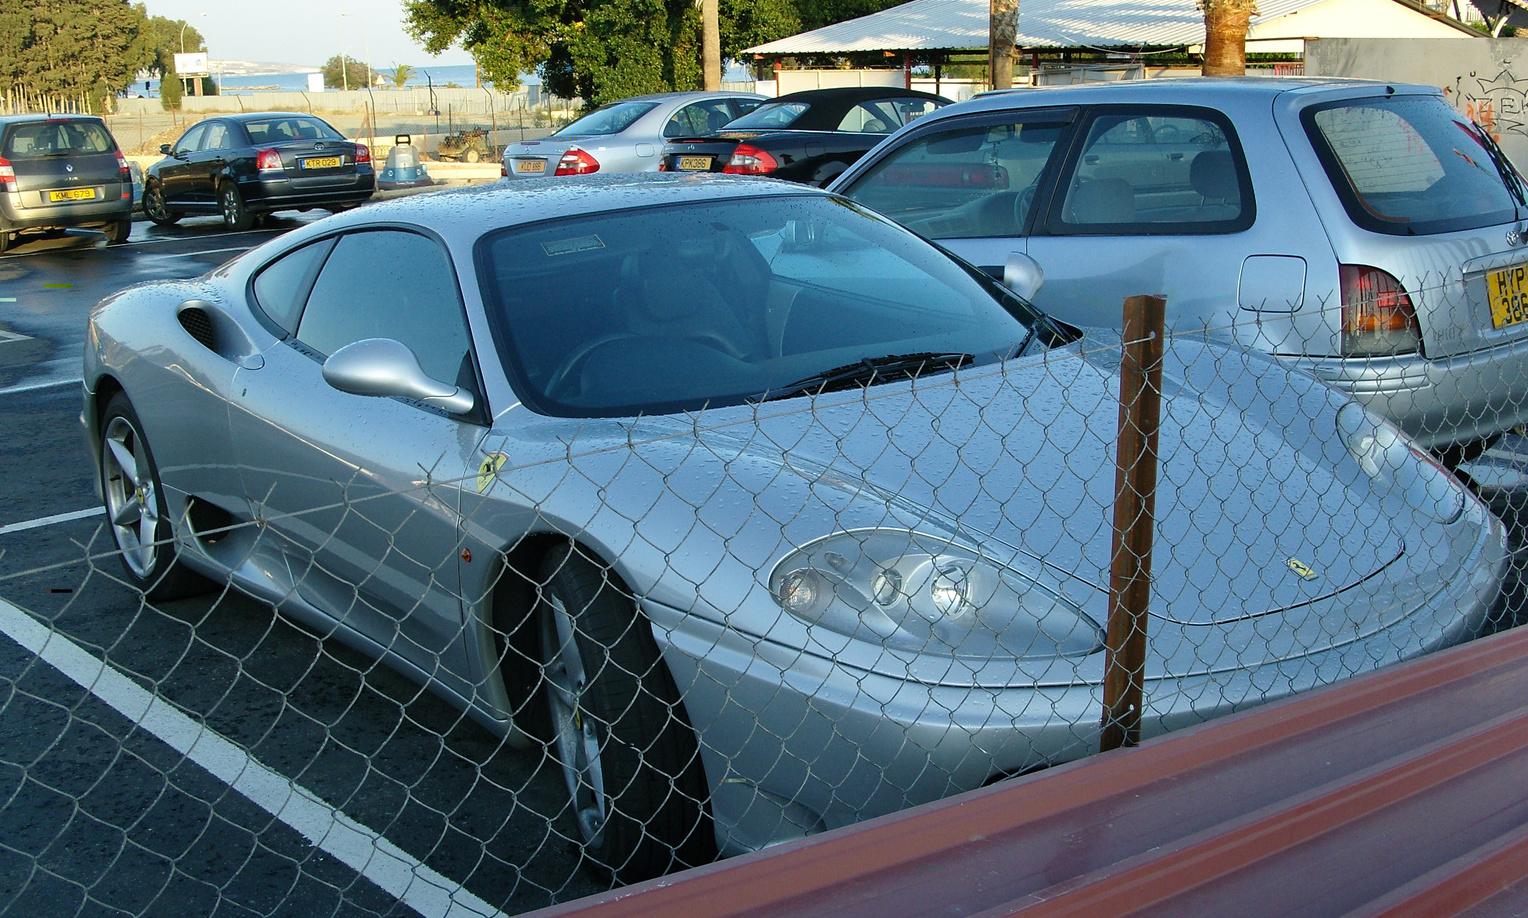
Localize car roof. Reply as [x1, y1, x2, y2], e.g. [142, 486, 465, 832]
[289, 173, 824, 245]
[0, 113, 106, 126]
[953, 76, 1435, 112]
[215, 111, 334, 123]
[617, 90, 767, 103]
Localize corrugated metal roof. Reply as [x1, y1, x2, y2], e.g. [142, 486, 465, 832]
[520, 623, 1528, 918]
[743, 0, 1472, 53]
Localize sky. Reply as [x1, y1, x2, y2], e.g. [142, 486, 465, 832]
[140, 0, 474, 69]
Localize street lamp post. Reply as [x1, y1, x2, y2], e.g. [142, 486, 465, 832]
[338, 12, 349, 91]
[178, 13, 207, 97]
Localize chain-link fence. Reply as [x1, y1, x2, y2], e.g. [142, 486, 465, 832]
[4, 175, 1528, 914]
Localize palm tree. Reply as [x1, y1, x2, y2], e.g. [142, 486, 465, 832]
[388, 64, 416, 89]
[1201, 0, 1257, 76]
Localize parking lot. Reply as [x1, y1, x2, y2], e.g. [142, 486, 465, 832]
[8, 190, 1528, 916]
[0, 219, 607, 916]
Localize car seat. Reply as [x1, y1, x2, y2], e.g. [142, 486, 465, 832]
[1189, 150, 1241, 218]
[1066, 178, 1136, 224]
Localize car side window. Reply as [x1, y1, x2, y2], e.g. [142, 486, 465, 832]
[295, 230, 473, 388]
[173, 124, 207, 156]
[664, 100, 737, 138]
[841, 114, 1073, 239]
[1050, 108, 1253, 235]
[251, 238, 336, 335]
[203, 123, 231, 150]
[837, 102, 899, 134]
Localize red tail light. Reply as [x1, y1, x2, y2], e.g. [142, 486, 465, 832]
[723, 143, 779, 175]
[554, 147, 600, 176]
[354, 144, 370, 164]
[115, 151, 131, 199]
[256, 148, 283, 172]
[1, 155, 16, 192]
[1340, 264, 1421, 357]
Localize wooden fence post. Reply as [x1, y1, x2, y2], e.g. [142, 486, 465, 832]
[1100, 294, 1167, 753]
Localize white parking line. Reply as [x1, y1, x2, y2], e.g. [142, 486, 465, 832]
[0, 377, 80, 397]
[0, 507, 103, 534]
[0, 598, 504, 918]
[0, 330, 31, 344]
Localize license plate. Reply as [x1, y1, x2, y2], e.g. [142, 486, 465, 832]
[677, 156, 712, 171]
[515, 160, 546, 174]
[47, 188, 96, 202]
[1488, 263, 1528, 329]
[302, 156, 342, 169]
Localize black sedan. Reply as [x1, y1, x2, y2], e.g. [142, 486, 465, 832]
[659, 86, 948, 187]
[144, 112, 374, 230]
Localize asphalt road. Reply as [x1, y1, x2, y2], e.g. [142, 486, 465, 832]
[0, 220, 605, 917]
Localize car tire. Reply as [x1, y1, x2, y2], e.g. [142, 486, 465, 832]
[219, 182, 254, 231]
[142, 183, 179, 226]
[536, 544, 714, 883]
[104, 218, 131, 245]
[0, 227, 9, 256]
[464, 148, 481, 163]
[99, 393, 210, 601]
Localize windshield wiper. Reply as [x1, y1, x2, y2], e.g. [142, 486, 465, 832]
[752, 352, 974, 403]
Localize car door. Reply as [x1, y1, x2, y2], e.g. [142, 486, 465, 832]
[190, 120, 234, 203]
[837, 106, 1079, 267]
[158, 123, 206, 206]
[229, 227, 487, 687]
[1022, 105, 1324, 331]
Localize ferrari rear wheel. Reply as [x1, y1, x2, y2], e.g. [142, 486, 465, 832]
[99, 394, 209, 601]
[536, 545, 713, 883]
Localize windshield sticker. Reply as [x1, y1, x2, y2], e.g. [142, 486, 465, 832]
[541, 235, 605, 257]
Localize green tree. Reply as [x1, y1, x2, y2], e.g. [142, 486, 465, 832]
[137, 15, 205, 111]
[405, 0, 801, 107]
[388, 62, 416, 88]
[321, 54, 371, 91]
[0, 0, 157, 111]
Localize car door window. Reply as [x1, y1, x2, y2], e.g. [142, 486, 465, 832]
[203, 122, 232, 151]
[251, 238, 336, 335]
[294, 230, 472, 387]
[665, 100, 738, 138]
[1051, 109, 1253, 234]
[173, 124, 206, 155]
[841, 113, 1074, 239]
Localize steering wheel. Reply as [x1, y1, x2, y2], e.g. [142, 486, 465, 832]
[1014, 181, 1040, 230]
[545, 333, 642, 399]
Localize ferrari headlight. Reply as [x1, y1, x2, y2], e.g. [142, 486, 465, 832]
[769, 529, 1103, 658]
[1335, 402, 1464, 524]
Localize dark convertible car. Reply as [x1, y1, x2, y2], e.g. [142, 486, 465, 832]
[144, 112, 374, 230]
[659, 86, 947, 186]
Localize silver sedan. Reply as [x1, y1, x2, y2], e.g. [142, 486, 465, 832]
[84, 175, 1506, 884]
[502, 91, 765, 179]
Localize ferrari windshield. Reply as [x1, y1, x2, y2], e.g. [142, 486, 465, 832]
[476, 194, 1034, 417]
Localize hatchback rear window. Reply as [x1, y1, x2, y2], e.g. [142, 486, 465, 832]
[1303, 95, 1523, 236]
[3, 121, 116, 159]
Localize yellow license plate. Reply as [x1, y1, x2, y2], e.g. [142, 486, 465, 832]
[302, 156, 342, 169]
[515, 160, 546, 174]
[1489, 263, 1528, 329]
[47, 188, 96, 202]
[677, 156, 712, 171]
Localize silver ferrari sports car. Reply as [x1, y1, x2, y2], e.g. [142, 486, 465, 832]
[84, 175, 1507, 883]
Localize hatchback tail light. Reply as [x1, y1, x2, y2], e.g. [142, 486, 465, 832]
[1340, 264, 1422, 357]
[554, 147, 600, 176]
[354, 144, 370, 165]
[0, 156, 15, 192]
[723, 144, 779, 175]
[256, 148, 283, 172]
[115, 151, 131, 199]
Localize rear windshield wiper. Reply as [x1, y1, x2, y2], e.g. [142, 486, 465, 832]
[752, 352, 974, 403]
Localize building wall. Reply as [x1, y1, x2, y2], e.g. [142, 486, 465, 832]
[1306, 37, 1528, 168]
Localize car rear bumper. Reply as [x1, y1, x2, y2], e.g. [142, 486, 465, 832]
[646, 501, 1506, 855]
[1, 190, 132, 229]
[235, 173, 375, 211]
[1291, 334, 1528, 450]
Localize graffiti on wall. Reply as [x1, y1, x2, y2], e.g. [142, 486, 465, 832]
[1443, 69, 1527, 143]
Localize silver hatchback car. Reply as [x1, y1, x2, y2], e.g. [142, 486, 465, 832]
[831, 78, 1528, 458]
[501, 90, 765, 179]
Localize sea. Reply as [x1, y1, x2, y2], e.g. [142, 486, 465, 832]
[209, 64, 531, 95]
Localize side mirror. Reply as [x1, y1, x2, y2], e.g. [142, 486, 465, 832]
[322, 338, 475, 415]
[159, 143, 172, 155]
[1003, 252, 1044, 301]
